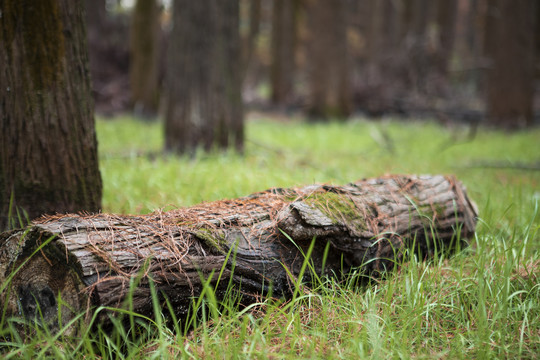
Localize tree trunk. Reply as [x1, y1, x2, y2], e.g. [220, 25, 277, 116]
[0, 175, 477, 329]
[484, 0, 537, 129]
[362, 0, 400, 116]
[434, 0, 457, 80]
[164, 0, 244, 154]
[130, 0, 161, 118]
[406, 0, 434, 93]
[270, 0, 297, 105]
[241, 0, 261, 74]
[0, 0, 102, 231]
[305, 0, 352, 120]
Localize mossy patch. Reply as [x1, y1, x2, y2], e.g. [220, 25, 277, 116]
[194, 227, 227, 253]
[302, 191, 368, 233]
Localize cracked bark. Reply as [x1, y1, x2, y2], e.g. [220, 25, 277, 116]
[0, 174, 477, 329]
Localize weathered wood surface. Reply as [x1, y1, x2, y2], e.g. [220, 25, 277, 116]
[0, 175, 477, 328]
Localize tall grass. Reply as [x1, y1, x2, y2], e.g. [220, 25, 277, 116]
[1, 114, 538, 358]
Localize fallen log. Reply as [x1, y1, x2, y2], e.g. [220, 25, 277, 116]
[0, 174, 477, 329]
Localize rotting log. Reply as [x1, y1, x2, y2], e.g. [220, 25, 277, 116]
[0, 174, 477, 329]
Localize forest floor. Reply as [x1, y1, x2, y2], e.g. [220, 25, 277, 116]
[2, 113, 539, 358]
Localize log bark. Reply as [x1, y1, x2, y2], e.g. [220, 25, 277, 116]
[0, 175, 477, 329]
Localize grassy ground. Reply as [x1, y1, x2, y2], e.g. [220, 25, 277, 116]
[2, 113, 539, 358]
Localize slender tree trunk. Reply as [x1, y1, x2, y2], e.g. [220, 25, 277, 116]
[0, 0, 102, 231]
[0, 175, 477, 330]
[484, 0, 537, 129]
[130, 0, 161, 118]
[270, 0, 297, 105]
[305, 0, 352, 120]
[164, 0, 244, 154]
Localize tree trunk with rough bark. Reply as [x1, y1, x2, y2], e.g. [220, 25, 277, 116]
[0, 175, 477, 330]
[0, 0, 102, 231]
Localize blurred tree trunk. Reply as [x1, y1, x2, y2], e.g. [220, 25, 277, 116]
[305, 0, 352, 120]
[164, 0, 244, 154]
[484, 0, 537, 128]
[434, 0, 457, 79]
[270, 0, 297, 105]
[242, 0, 261, 72]
[0, 0, 102, 230]
[363, 0, 399, 115]
[130, 0, 161, 118]
[407, 0, 434, 93]
[398, 0, 414, 43]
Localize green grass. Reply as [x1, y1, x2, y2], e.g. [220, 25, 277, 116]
[2, 114, 539, 358]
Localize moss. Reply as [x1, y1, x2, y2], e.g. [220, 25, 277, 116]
[195, 227, 227, 253]
[303, 191, 368, 233]
[417, 203, 445, 220]
[1, 0, 65, 89]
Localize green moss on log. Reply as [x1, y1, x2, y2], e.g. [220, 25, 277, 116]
[194, 227, 227, 253]
[303, 191, 369, 233]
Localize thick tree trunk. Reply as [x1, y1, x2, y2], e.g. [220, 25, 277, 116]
[0, 0, 102, 231]
[484, 0, 537, 129]
[305, 0, 352, 120]
[0, 175, 477, 329]
[164, 0, 244, 154]
[130, 0, 161, 118]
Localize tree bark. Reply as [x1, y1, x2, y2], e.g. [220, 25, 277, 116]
[164, 0, 244, 154]
[0, 175, 477, 329]
[305, 0, 352, 120]
[130, 0, 161, 118]
[0, 0, 102, 231]
[484, 0, 537, 129]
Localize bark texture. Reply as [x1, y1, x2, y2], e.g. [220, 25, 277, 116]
[0, 0, 102, 231]
[164, 0, 244, 154]
[0, 175, 477, 329]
